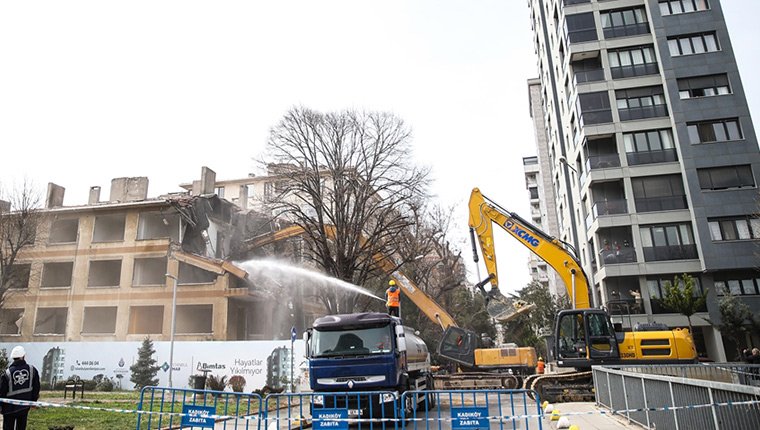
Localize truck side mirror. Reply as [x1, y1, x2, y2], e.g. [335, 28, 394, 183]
[303, 330, 311, 358]
[395, 325, 407, 352]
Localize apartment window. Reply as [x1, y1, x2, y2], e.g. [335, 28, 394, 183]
[640, 223, 698, 261]
[133, 257, 168, 286]
[608, 45, 658, 79]
[687, 118, 742, 144]
[565, 12, 598, 43]
[178, 262, 217, 285]
[48, 218, 79, 244]
[600, 7, 649, 39]
[215, 186, 225, 198]
[708, 217, 760, 241]
[128, 306, 164, 334]
[577, 91, 612, 125]
[571, 56, 604, 84]
[659, 0, 709, 16]
[176, 304, 213, 334]
[6, 264, 31, 289]
[714, 271, 760, 296]
[87, 259, 122, 288]
[92, 214, 126, 242]
[82, 307, 118, 334]
[616, 86, 668, 121]
[632, 174, 687, 212]
[624, 129, 677, 165]
[137, 212, 180, 241]
[678, 74, 730, 99]
[668, 32, 719, 56]
[34, 307, 68, 335]
[647, 275, 704, 299]
[0, 309, 24, 335]
[529, 187, 539, 199]
[697, 165, 755, 190]
[40, 262, 74, 288]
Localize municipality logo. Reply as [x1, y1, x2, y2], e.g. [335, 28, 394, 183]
[161, 362, 170, 372]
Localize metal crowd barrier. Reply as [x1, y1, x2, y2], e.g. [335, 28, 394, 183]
[135, 387, 544, 430]
[593, 364, 760, 430]
[136, 386, 263, 430]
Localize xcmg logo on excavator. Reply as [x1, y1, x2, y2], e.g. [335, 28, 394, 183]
[504, 221, 540, 247]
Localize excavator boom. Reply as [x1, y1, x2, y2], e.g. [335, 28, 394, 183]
[469, 188, 591, 309]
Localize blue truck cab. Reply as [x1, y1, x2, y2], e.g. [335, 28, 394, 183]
[304, 312, 433, 418]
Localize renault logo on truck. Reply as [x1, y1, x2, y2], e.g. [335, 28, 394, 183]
[504, 221, 540, 247]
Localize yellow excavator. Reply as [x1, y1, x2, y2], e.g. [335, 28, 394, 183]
[468, 188, 698, 402]
[245, 223, 537, 389]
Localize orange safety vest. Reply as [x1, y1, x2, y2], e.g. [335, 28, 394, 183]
[386, 287, 400, 307]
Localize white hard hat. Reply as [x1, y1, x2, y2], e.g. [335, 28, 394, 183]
[10, 346, 25, 359]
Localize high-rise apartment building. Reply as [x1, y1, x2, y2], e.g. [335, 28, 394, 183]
[527, 0, 760, 360]
[524, 79, 563, 297]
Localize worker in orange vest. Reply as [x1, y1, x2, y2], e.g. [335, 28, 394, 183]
[386, 280, 400, 317]
[537, 356, 545, 374]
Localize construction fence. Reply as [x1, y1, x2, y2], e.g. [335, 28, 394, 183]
[593, 363, 760, 430]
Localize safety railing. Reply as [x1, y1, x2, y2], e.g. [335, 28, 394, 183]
[593, 364, 760, 430]
[136, 386, 263, 430]
[133, 387, 544, 430]
[401, 389, 543, 430]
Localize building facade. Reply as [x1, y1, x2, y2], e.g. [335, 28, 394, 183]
[528, 0, 760, 360]
[524, 78, 564, 297]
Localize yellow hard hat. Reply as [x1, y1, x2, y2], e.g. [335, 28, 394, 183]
[389, 280, 396, 286]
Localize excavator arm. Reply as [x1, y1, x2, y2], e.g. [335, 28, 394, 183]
[245, 224, 457, 330]
[469, 188, 591, 309]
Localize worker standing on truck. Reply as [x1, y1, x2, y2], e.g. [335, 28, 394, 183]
[386, 280, 400, 317]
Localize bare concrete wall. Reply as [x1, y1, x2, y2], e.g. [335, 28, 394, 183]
[46, 183, 65, 208]
[110, 177, 149, 202]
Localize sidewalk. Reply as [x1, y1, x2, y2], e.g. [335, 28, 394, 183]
[546, 402, 642, 429]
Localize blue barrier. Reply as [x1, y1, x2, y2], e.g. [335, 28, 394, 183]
[134, 387, 542, 430]
[401, 389, 543, 430]
[136, 386, 263, 430]
[264, 390, 401, 430]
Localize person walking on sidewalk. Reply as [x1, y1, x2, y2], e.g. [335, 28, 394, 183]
[0, 346, 40, 430]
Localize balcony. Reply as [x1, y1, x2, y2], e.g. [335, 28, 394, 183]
[634, 195, 688, 212]
[586, 199, 628, 229]
[643, 244, 698, 262]
[610, 63, 659, 80]
[603, 23, 650, 40]
[618, 104, 668, 121]
[599, 247, 637, 265]
[586, 153, 620, 170]
[574, 68, 605, 84]
[627, 148, 678, 166]
[579, 108, 613, 126]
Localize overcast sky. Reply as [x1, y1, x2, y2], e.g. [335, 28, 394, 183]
[1, 1, 758, 294]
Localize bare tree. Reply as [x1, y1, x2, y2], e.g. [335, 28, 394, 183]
[0, 183, 45, 308]
[259, 107, 430, 314]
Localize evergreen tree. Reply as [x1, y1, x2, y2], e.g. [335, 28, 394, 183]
[0, 348, 8, 371]
[658, 273, 707, 335]
[130, 337, 160, 389]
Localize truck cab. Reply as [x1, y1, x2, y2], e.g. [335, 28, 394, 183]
[304, 312, 432, 418]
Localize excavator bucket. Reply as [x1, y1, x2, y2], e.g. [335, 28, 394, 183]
[485, 289, 536, 322]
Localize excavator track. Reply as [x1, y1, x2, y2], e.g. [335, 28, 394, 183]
[433, 372, 520, 390]
[523, 371, 594, 403]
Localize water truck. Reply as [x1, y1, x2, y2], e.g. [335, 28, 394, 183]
[303, 312, 434, 418]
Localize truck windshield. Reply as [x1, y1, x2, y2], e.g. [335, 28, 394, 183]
[312, 325, 393, 357]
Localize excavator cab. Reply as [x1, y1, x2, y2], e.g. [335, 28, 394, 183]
[437, 326, 477, 368]
[554, 309, 620, 369]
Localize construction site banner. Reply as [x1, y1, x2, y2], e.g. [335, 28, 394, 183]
[0, 340, 306, 392]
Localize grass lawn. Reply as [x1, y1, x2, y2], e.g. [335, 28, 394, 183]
[23, 390, 263, 430]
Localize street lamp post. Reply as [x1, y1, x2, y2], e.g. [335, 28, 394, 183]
[165, 273, 179, 388]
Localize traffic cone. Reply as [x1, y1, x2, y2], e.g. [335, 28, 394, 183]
[569, 425, 581, 430]
[544, 403, 554, 415]
[557, 416, 571, 428]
